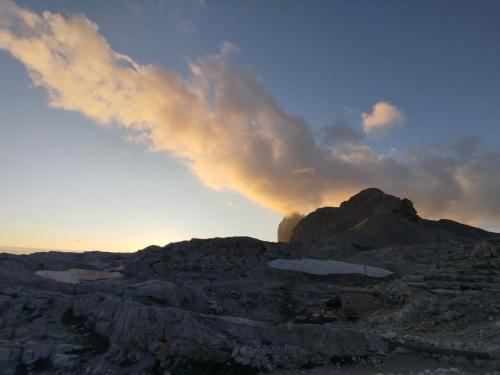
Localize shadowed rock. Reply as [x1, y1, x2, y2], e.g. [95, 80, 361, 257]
[1, 189, 500, 374]
[288, 188, 497, 248]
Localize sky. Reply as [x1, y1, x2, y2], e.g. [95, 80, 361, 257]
[0, 0, 499, 252]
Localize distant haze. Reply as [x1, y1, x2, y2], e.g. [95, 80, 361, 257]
[0, 245, 76, 254]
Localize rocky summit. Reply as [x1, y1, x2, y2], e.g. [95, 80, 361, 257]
[1, 189, 500, 375]
[287, 188, 496, 249]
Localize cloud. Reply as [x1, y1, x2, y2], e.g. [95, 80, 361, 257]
[277, 213, 304, 242]
[361, 101, 405, 135]
[1, 1, 500, 229]
[320, 119, 364, 146]
[164, 0, 207, 34]
[117, 0, 206, 34]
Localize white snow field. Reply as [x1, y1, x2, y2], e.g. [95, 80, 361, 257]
[268, 258, 393, 278]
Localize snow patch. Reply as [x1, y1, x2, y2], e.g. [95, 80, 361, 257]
[35, 268, 122, 284]
[268, 258, 393, 278]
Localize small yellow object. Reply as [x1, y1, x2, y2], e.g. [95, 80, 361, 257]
[154, 341, 167, 362]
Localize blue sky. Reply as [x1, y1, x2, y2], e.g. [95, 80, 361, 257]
[1, 0, 499, 251]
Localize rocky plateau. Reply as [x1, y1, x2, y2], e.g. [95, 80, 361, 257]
[1, 188, 500, 374]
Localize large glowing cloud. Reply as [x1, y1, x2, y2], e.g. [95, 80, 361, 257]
[1, 0, 500, 228]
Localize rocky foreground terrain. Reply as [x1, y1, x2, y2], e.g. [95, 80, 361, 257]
[1, 189, 500, 374]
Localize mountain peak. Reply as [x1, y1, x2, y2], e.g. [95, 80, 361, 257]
[339, 188, 417, 218]
[281, 188, 495, 247]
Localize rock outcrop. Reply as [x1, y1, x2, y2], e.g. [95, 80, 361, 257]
[289, 188, 497, 248]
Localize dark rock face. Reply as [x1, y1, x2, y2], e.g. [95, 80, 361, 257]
[290, 188, 497, 248]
